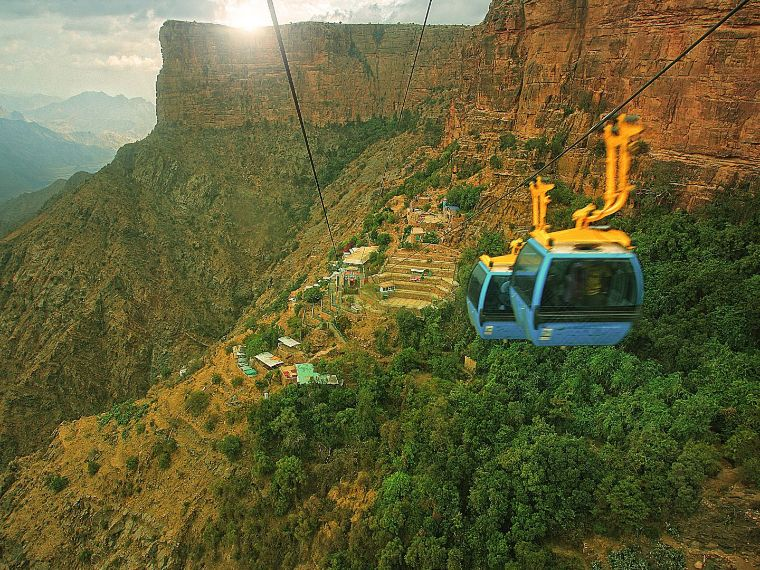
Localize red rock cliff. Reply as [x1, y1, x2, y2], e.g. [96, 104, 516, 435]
[454, 0, 759, 194]
[157, 20, 470, 127]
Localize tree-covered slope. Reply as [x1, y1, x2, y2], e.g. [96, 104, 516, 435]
[192, 183, 759, 569]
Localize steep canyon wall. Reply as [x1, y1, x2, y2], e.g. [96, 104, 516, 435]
[453, 0, 759, 202]
[157, 21, 470, 127]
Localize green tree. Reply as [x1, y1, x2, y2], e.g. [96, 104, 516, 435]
[185, 391, 211, 417]
[217, 435, 242, 461]
[396, 309, 424, 349]
[272, 456, 305, 515]
[499, 132, 517, 150]
[446, 184, 483, 212]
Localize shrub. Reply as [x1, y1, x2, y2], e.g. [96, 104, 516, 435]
[422, 231, 440, 244]
[204, 414, 220, 432]
[126, 456, 138, 471]
[232, 377, 244, 388]
[334, 314, 351, 335]
[499, 132, 517, 150]
[634, 140, 651, 156]
[46, 474, 69, 493]
[211, 373, 222, 385]
[86, 460, 100, 476]
[477, 230, 506, 256]
[524, 136, 548, 154]
[374, 232, 391, 247]
[423, 119, 444, 147]
[185, 391, 211, 417]
[255, 379, 268, 390]
[251, 450, 275, 478]
[550, 130, 569, 157]
[152, 435, 178, 469]
[457, 159, 483, 179]
[217, 435, 243, 461]
[446, 183, 483, 212]
[607, 547, 648, 570]
[98, 400, 148, 428]
[78, 549, 93, 564]
[489, 154, 503, 170]
[577, 91, 594, 112]
[592, 139, 606, 157]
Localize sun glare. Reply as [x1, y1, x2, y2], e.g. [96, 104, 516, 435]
[218, 1, 272, 31]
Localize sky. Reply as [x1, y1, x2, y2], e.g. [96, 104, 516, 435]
[0, 0, 492, 102]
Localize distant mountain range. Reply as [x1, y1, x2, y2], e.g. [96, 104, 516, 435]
[0, 118, 114, 202]
[0, 92, 61, 113]
[24, 91, 156, 149]
[0, 91, 155, 202]
[1, 91, 156, 150]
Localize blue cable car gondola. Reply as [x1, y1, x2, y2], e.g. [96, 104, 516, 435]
[509, 233, 643, 346]
[467, 114, 645, 346]
[466, 250, 525, 340]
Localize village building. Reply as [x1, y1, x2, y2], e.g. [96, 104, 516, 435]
[441, 200, 461, 221]
[294, 363, 342, 386]
[254, 352, 284, 369]
[280, 365, 298, 383]
[379, 281, 396, 299]
[278, 336, 301, 352]
[341, 246, 378, 292]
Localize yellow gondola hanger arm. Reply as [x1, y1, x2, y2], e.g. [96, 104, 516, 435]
[530, 176, 555, 234]
[573, 114, 643, 228]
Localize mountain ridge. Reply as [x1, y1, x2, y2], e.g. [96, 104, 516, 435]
[26, 91, 156, 150]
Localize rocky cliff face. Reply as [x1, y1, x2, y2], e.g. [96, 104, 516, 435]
[157, 21, 470, 127]
[451, 0, 759, 207]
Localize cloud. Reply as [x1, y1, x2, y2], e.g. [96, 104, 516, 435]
[0, 0, 217, 21]
[93, 55, 160, 69]
[0, 0, 492, 100]
[215, 0, 491, 27]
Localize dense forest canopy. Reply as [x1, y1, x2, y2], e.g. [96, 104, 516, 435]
[189, 180, 759, 568]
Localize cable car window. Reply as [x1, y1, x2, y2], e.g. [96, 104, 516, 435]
[540, 259, 637, 309]
[467, 264, 487, 306]
[512, 243, 543, 303]
[483, 275, 514, 320]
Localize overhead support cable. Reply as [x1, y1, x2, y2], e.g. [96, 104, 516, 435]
[267, 0, 338, 253]
[398, 0, 434, 118]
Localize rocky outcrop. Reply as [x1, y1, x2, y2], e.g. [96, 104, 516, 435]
[157, 21, 470, 127]
[451, 0, 760, 204]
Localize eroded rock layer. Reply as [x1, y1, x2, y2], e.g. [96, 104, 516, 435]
[157, 21, 470, 127]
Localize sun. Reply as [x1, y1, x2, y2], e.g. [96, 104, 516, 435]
[217, 1, 272, 31]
